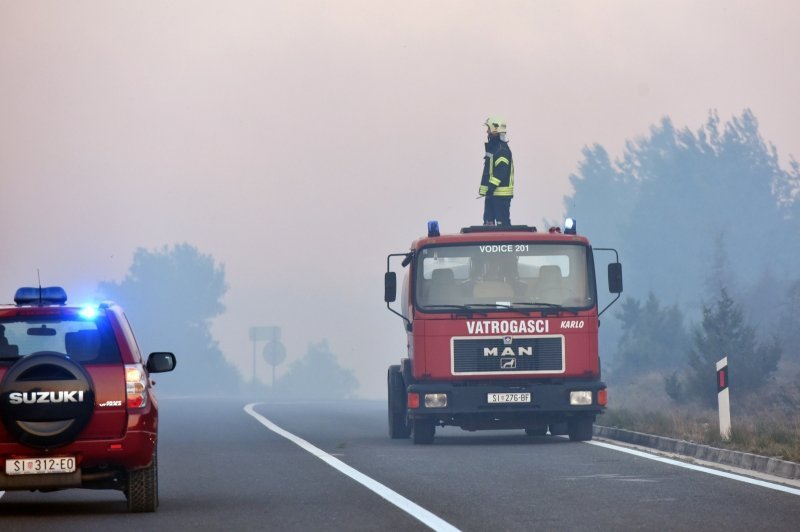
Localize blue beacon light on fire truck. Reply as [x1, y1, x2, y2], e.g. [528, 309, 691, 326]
[564, 218, 577, 235]
[427, 220, 440, 237]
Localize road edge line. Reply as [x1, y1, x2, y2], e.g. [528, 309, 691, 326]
[244, 403, 459, 532]
[594, 425, 800, 480]
[589, 440, 800, 496]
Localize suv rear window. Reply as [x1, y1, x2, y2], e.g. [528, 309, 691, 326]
[0, 314, 121, 364]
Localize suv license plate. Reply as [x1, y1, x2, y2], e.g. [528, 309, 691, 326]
[5, 457, 76, 476]
[487, 392, 531, 404]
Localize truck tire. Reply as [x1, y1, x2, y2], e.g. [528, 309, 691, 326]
[567, 417, 594, 442]
[387, 366, 410, 439]
[411, 419, 435, 445]
[0, 352, 95, 448]
[127, 448, 158, 512]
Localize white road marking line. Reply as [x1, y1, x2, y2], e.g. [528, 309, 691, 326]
[244, 403, 459, 532]
[589, 440, 800, 496]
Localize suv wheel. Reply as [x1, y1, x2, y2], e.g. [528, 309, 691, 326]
[126, 449, 158, 513]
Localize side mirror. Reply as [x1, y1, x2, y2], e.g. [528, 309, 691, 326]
[608, 263, 623, 294]
[384, 272, 397, 303]
[147, 352, 176, 373]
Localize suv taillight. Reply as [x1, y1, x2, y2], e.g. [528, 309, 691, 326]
[125, 364, 147, 409]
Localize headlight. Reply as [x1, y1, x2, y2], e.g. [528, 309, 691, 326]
[424, 393, 447, 408]
[570, 391, 592, 405]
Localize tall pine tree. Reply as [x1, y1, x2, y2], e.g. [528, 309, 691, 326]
[687, 286, 781, 406]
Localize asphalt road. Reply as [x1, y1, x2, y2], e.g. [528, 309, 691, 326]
[2, 397, 799, 531]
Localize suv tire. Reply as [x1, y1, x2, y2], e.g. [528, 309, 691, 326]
[127, 449, 158, 513]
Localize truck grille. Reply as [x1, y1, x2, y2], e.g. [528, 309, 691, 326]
[451, 335, 564, 375]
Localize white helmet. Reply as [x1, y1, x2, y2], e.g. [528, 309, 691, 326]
[485, 116, 507, 134]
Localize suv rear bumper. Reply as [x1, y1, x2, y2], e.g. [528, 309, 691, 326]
[0, 430, 156, 490]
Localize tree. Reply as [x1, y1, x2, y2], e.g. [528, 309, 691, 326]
[705, 232, 737, 298]
[611, 292, 689, 380]
[564, 110, 800, 365]
[664, 371, 685, 403]
[566, 143, 634, 250]
[98, 243, 241, 394]
[686, 286, 781, 406]
[780, 157, 800, 277]
[777, 279, 800, 364]
[566, 110, 800, 306]
[273, 340, 358, 400]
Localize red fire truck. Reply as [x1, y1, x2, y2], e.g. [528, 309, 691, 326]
[384, 220, 622, 444]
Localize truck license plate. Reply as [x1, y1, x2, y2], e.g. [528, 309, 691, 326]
[5, 457, 76, 476]
[487, 392, 531, 404]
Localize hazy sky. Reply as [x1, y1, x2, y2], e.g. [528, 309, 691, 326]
[2, 0, 799, 398]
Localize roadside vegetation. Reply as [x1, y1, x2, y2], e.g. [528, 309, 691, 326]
[599, 275, 800, 463]
[600, 283, 800, 463]
[602, 367, 800, 463]
[563, 110, 800, 464]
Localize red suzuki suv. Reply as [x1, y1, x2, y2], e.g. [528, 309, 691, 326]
[0, 286, 176, 512]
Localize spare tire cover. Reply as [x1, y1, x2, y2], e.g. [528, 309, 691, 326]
[0, 353, 95, 448]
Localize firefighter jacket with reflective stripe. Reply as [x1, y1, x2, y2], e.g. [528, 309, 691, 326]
[479, 137, 514, 197]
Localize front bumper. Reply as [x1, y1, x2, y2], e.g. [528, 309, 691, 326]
[407, 380, 605, 430]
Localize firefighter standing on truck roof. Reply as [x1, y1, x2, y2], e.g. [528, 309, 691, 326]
[479, 116, 514, 225]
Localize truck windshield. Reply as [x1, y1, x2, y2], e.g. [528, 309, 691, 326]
[415, 242, 594, 311]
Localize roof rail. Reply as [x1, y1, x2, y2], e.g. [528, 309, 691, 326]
[460, 225, 537, 234]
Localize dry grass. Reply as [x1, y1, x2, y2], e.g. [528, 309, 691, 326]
[602, 368, 800, 463]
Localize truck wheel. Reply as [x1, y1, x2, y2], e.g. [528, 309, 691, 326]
[567, 417, 594, 442]
[126, 449, 158, 512]
[412, 419, 435, 445]
[387, 366, 410, 439]
[524, 426, 547, 437]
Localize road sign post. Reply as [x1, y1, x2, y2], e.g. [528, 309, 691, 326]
[249, 326, 281, 383]
[716, 356, 731, 440]
[262, 340, 287, 387]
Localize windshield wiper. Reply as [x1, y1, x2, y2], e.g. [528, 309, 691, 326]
[510, 302, 563, 308]
[510, 302, 580, 316]
[466, 302, 579, 317]
[463, 303, 535, 316]
[422, 304, 488, 316]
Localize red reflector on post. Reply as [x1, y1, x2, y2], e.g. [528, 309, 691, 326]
[407, 392, 420, 409]
[598, 389, 608, 406]
[717, 365, 729, 392]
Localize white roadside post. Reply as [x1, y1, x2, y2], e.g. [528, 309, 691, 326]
[716, 356, 731, 440]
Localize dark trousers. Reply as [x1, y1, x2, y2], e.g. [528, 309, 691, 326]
[484, 196, 512, 225]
